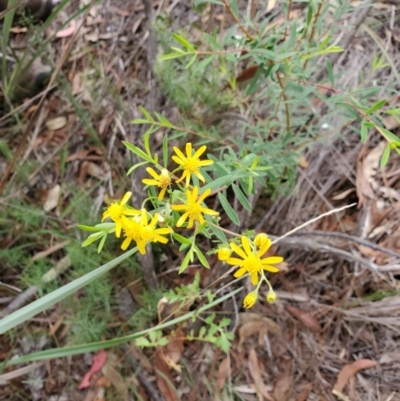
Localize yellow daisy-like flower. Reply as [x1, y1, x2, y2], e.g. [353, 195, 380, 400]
[172, 143, 213, 187]
[227, 236, 283, 285]
[102, 191, 140, 238]
[142, 168, 171, 200]
[121, 209, 173, 254]
[171, 186, 219, 229]
[217, 247, 231, 261]
[243, 291, 258, 309]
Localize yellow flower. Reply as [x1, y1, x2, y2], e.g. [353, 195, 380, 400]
[102, 192, 140, 238]
[254, 233, 271, 250]
[217, 247, 231, 261]
[142, 168, 171, 200]
[226, 236, 283, 285]
[266, 290, 277, 303]
[171, 186, 219, 229]
[243, 292, 257, 309]
[172, 143, 213, 187]
[121, 209, 173, 254]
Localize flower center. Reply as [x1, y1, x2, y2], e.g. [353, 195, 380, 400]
[187, 202, 202, 219]
[107, 203, 123, 221]
[123, 220, 142, 241]
[243, 255, 262, 274]
[140, 226, 155, 242]
[184, 158, 200, 172]
[159, 175, 171, 188]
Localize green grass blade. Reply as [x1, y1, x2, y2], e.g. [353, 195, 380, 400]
[0, 248, 137, 334]
[6, 287, 242, 365]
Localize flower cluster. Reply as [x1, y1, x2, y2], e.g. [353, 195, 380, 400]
[217, 233, 282, 308]
[92, 143, 218, 254]
[81, 139, 284, 309]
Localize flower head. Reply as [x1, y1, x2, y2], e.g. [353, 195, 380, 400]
[121, 209, 173, 254]
[171, 186, 219, 229]
[172, 143, 213, 187]
[243, 291, 258, 309]
[102, 191, 140, 238]
[266, 289, 277, 303]
[227, 236, 283, 285]
[254, 233, 271, 250]
[217, 247, 231, 261]
[142, 168, 171, 200]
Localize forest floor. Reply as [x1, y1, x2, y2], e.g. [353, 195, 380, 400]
[1, 1, 400, 400]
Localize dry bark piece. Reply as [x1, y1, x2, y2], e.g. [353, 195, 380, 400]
[286, 306, 322, 332]
[333, 359, 377, 393]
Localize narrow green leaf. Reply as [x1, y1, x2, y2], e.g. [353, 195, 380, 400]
[0, 248, 138, 335]
[154, 112, 174, 128]
[144, 127, 152, 158]
[173, 233, 192, 245]
[360, 119, 368, 143]
[381, 128, 400, 143]
[138, 106, 154, 122]
[97, 234, 107, 253]
[380, 144, 391, 168]
[123, 141, 153, 162]
[365, 99, 386, 115]
[126, 160, 148, 176]
[192, 55, 215, 73]
[218, 193, 240, 226]
[179, 251, 192, 274]
[194, 246, 210, 268]
[162, 135, 168, 168]
[232, 183, 251, 212]
[185, 54, 197, 69]
[78, 225, 101, 232]
[131, 119, 150, 125]
[159, 53, 185, 61]
[229, 0, 239, 19]
[385, 108, 400, 115]
[5, 287, 242, 366]
[326, 58, 334, 86]
[172, 33, 195, 51]
[306, 4, 313, 26]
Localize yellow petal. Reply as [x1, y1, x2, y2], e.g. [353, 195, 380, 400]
[121, 237, 131, 250]
[115, 221, 122, 238]
[123, 209, 140, 216]
[155, 227, 173, 235]
[121, 191, 132, 206]
[226, 257, 245, 266]
[198, 160, 213, 166]
[176, 212, 189, 227]
[193, 145, 206, 159]
[185, 173, 191, 187]
[173, 146, 186, 162]
[192, 186, 199, 199]
[250, 271, 259, 285]
[187, 216, 195, 228]
[154, 235, 169, 244]
[172, 155, 184, 165]
[241, 236, 252, 257]
[137, 240, 147, 255]
[201, 207, 219, 216]
[230, 242, 247, 259]
[146, 167, 160, 180]
[198, 214, 205, 225]
[198, 188, 211, 203]
[261, 256, 283, 264]
[233, 267, 246, 278]
[195, 171, 205, 182]
[262, 265, 280, 273]
[143, 179, 159, 186]
[185, 142, 192, 158]
[158, 187, 167, 200]
[171, 204, 187, 211]
[257, 241, 272, 257]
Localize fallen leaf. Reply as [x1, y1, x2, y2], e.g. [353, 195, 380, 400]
[216, 356, 230, 390]
[56, 20, 77, 38]
[248, 349, 275, 401]
[333, 359, 377, 393]
[154, 348, 179, 401]
[45, 116, 67, 131]
[295, 383, 312, 401]
[273, 358, 291, 401]
[163, 327, 184, 372]
[286, 306, 321, 332]
[43, 184, 61, 212]
[102, 355, 128, 401]
[238, 313, 280, 353]
[79, 350, 108, 389]
[382, 114, 400, 130]
[298, 156, 309, 169]
[266, 0, 277, 12]
[379, 353, 400, 364]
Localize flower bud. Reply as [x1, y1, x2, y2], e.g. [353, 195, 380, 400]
[217, 247, 231, 261]
[254, 233, 271, 249]
[243, 292, 258, 309]
[266, 290, 277, 303]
